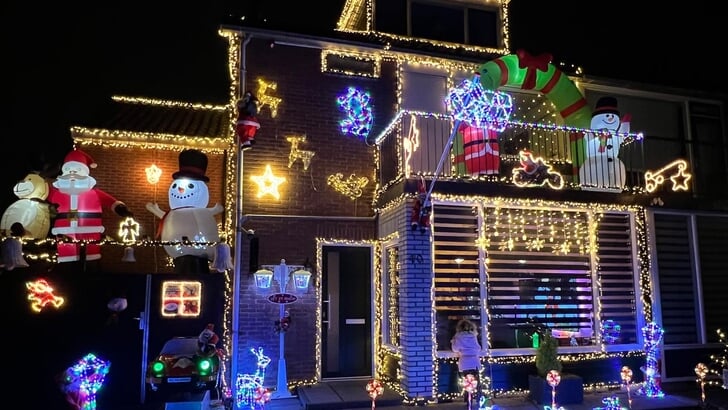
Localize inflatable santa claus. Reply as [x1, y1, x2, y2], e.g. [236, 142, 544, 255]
[48, 148, 133, 263]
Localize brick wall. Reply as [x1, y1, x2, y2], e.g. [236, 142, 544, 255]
[72, 145, 227, 273]
[232, 37, 397, 386]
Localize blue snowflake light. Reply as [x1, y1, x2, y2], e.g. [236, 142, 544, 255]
[337, 87, 373, 140]
[445, 76, 513, 132]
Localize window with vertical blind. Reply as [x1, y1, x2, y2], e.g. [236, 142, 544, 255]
[653, 212, 728, 345]
[432, 202, 641, 352]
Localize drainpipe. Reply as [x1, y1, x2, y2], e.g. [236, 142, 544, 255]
[231, 31, 252, 404]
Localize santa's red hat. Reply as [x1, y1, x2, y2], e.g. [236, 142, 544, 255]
[62, 149, 97, 175]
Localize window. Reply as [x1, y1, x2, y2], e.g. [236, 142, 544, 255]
[432, 203, 642, 352]
[374, 0, 501, 48]
[401, 69, 448, 113]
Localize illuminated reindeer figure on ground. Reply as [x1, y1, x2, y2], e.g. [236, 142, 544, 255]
[236, 347, 272, 409]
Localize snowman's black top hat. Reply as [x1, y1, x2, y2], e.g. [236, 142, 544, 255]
[172, 149, 209, 182]
[592, 96, 620, 117]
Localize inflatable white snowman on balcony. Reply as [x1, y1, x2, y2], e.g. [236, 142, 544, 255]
[146, 149, 223, 271]
[578, 96, 630, 192]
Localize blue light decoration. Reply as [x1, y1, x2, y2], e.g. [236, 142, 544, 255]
[337, 87, 373, 140]
[639, 322, 665, 398]
[236, 347, 272, 409]
[59, 353, 111, 410]
[601, 320, 621, 344]
[444, 75, 513, 132]
[592, 395, 628, 410]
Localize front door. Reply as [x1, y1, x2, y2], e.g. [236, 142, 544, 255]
[321, 245, 372, 379]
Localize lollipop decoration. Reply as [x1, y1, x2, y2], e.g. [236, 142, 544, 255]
[462, 374, 478, 410]
[620, 366, 633, 409]
[695, 362, 708, 404]
[546, 370, 562, 410]
[254, 386, 272, 408]
[366, 379, 384, 410]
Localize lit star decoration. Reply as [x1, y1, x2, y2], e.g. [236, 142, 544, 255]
[251, 165, 286, 200]
[445, 75, 513, 132]
[236, 347, 272, 409]
[337, 87, 373, 140]
[118, 217, 140, 243]
[327, 173, 369, 200]
[256, 78, 282, 118]
[145, 164, 162, 185]
[644, 159, 692, 192]
[26, 278, 65, 312]
[638, 322, 665, 398]
[61, 353, 111, 410]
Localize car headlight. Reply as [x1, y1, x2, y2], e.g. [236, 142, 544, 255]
[151, 361, 165, 377]
[198, 358, 213, 376]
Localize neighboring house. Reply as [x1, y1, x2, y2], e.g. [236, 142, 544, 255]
[223, 0, 728, 402]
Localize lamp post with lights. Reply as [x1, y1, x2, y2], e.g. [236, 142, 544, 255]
[254, 259, 311, 399]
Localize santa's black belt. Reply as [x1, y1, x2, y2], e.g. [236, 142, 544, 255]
[463, 139, 498, 148]
[57, 212, 104, 218]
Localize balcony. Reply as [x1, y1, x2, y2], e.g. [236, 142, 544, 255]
[374, 110, 646, 196]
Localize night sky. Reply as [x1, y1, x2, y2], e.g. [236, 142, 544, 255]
[6, 0, 726, 207]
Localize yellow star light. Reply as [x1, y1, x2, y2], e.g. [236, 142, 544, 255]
[251, 165, 286, 200]
[670, 168, 691, 191]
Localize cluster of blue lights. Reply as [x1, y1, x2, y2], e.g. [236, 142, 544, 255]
[337, 87, 373, 140]
[445, 76, 513, 132]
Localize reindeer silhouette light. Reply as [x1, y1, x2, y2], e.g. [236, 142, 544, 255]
[287, 135, 315, 171]
[236, 347, 272, 409]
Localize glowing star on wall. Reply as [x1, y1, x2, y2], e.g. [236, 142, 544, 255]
[0, 172, 53, 239]
[326, 173, 369, 200]
[256, 78, 282, 118]
[286, 135, 315, 171]
[337, 87, 373, 140]
[644, 159, 692, 192]
[445, 74, 513, 132]
[251, 165, 286, 200]
[146, 149, 223, 263]
[403, 114, 420, 178]
[145, 164, 162, 185]
[26, 278, 65, 312]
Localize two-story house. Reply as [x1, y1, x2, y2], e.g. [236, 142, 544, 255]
[223, 0, 728, 403]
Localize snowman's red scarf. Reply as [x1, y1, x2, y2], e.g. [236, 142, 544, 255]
[156, 206, 193, 239]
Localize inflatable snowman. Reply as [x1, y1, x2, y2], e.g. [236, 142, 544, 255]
[578, 96, 630, 191]
[0, 172, 54, 239]
[146, 149, 223, 272]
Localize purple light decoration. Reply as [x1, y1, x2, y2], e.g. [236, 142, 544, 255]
[445, 75, 513, 132]
[639, 322, 665, 398]
[61, 353, 111, 410]
[337, 87, 373, 140]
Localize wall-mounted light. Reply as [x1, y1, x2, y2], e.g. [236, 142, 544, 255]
[253, 268, 274, 289]
[145, 164, 162, 185]
[292, 269, 312, 290]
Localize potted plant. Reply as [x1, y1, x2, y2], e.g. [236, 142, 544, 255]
[528, 330, 584, 405]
